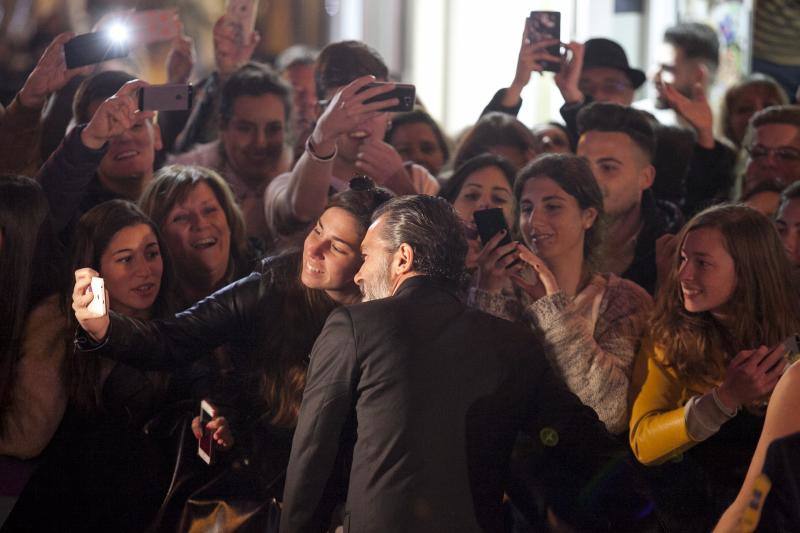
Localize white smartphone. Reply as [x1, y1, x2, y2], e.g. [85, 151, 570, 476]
[87, 276, 107, 317]
[198, 399, 216, 465]
[224, 0, 258, 46]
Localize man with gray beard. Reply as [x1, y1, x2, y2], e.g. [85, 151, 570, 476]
[280, 195, 640, 532]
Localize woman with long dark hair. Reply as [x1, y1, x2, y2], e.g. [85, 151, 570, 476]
[66, 199, 181, 424]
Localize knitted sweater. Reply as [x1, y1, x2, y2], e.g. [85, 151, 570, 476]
[469, 273, 653, 434]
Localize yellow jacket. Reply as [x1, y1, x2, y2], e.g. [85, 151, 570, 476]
[628, 338, 724, 465]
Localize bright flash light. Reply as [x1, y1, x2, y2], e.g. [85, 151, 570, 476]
[106, 22, 129, 44]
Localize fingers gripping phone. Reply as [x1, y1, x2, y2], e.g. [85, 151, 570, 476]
[224, 0, 259, 46]
[356, 82, 416, 112]
[473, 208, 513, 247]
[527, 11, 561, 73]
[198, 400, 216, 464]
[87, 276, 107, 317]
[138, 84, 194, 111]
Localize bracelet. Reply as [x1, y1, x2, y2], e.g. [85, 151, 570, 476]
[711, 387, 739, 417]
[305, 136, 337, 162]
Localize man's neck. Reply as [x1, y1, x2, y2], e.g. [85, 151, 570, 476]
[607, 202, 644, 248]
[97, 172, 152, 201]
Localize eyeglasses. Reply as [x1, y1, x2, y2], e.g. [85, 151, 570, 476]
[746, 145, 800, 162]
[349, 175, 376, 191]
[578, 80, 632, 96]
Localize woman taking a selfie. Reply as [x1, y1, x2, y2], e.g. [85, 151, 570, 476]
[469, 154, 652, 435]
[629, 204, 800, 528]
[73, 179, 392, 450]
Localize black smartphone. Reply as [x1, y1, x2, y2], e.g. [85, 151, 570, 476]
[528, 11, 561, 73]
[197, 399, 215, 465]
[64, 32, 130, 69]
[138, 84, 194, 111]
[473, 208, 513, 247]
[357, 82, 416, 112]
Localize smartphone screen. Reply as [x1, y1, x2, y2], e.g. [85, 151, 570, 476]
[357, 82, 416, 112]
[528, 11, 561, 72]
[198, 401, 215, 464]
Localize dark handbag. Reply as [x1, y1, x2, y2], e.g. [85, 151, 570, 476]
[147, 411, 289, 533]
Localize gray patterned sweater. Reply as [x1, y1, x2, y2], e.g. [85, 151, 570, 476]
[469, 273, 653, 435]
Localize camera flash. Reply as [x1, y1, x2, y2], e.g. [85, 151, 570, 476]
[106, 22, 130, 44]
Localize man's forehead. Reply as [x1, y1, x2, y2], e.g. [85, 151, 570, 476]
[756, 123, 800, 145]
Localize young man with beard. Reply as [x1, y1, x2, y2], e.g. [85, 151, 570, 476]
[169, 62, 293, 245]
[576, 102, 683, 294]
[280, 195, 650, 532]
[264, 40, 440, 251]
[35, 71, 162, 244]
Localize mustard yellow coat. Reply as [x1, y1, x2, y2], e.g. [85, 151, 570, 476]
[628, 337, 726, 465]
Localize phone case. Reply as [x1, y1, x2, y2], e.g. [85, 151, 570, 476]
[358, 83, 416, 112]
[198, 400, 216, 464]
[64, 32, 130, 69]
[528, 11, 561, 72]
[224, 0, 258, 46]
[138, 84, 194, 111]
[87, 277, 107, 317]
[473, 208, 512, 246]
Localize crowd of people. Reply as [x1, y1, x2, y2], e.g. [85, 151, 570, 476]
[2, 8, 800, 533]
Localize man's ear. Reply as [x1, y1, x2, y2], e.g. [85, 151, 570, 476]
[152, 120, 163, 151]
[639, 163, 655, 191]
[392, 243, 415, 276]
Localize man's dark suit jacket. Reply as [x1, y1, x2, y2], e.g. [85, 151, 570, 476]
[280, 276, 624, 533]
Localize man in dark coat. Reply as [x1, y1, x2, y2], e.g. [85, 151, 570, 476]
[280, 195, 640, 532]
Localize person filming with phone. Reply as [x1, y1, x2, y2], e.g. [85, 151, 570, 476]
[468, 154, 653, 435]
[265, 40, 439, 250]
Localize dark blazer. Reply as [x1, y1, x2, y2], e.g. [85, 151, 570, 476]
[280, 276, 624, 533]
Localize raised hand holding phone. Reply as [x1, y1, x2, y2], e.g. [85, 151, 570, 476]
[72, 267, 111, 342]
[80, 79, 154, 150]
[18, 32, 92, 109]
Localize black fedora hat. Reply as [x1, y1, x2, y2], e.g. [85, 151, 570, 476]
[583, 38, 646, 89]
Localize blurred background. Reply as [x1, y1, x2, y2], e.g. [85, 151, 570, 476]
[0, 0, 756, 136]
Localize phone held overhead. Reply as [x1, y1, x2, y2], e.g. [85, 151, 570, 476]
[138, 84, 194, 112]
[64, 29, 130, 69]
[527, 10, 561, 73]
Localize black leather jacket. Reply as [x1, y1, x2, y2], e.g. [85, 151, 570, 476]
[76, 252, 337, 427]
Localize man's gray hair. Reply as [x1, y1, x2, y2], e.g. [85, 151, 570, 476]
[372, 195, 468, 285]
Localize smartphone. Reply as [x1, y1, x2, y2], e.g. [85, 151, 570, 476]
[87, 277, 107, 317]
[527, 11, 561, 73]
[64, 32, 130, 69]
[138, 84, 193, 111]
[473, 208, 512, 247]
[358, 82, 416, 113]
[224, 0, 259, 47]
[125, 9, 181, 45]
[198, 399, 216, 465]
